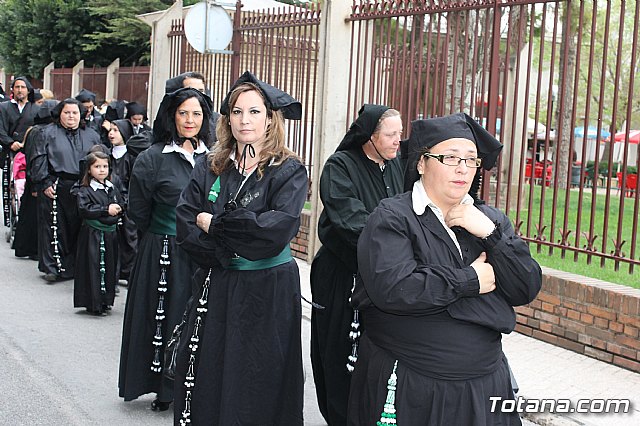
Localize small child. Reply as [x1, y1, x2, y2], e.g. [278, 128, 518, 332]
[73, 151, 125, 315]
[12, 152, 26, 209]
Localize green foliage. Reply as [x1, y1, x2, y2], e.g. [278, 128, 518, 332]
[510, 184, 638, 288]
[0, 0, 173, 78]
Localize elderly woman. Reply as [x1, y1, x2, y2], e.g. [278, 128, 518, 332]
[349, 113, 542, 425]
[31, 98, 101, 281]
[174, 71, 308, 425]
[118, 88, 213, 411]
[310, 104, 404, 425]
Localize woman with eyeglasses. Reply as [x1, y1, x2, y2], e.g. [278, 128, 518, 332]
[174, 71, 308, 425]
[118, 87, 213, 412]
[348, 113, 542, 425]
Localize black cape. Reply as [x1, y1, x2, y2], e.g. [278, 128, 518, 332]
[73, 181, 124, 312]
[310, 148, 404, 425]
[173, 156, 308, 425]
[348, 192, 541, 425]
[118, 143, 203, 402]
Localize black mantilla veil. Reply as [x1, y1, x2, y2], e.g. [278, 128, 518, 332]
[104, 100, 126, 122]
[220, 71, 302, 120]
[112, 119, 134, 143]
[152, 87, 213, 149]
[125, 102, 147, 121]
[403, 112, 503, 203]
[335, 104, 389, 152]
[75, 88, 97, 104]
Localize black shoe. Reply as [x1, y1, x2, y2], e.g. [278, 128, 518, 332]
[28, 255, 38, 261]
[43, 273, 58, 283]
[150, 398, 172, 412]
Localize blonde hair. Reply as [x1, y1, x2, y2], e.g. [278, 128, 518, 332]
[208, 83, 299, 178]
[39, 89, 55, 100]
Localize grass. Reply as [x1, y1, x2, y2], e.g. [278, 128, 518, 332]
[504, 184, 639, 288]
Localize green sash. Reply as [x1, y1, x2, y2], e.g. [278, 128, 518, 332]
[84, 219, 116, 232]
[226, 246, 293, 271]
[148, 203, 177, 236]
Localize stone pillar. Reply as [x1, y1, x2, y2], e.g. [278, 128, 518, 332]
[71, 60, 84, 98]
[137, 0, 183, 123]
[307, 0, 353, 262]
[43, 62, 54, 91]
[105, 58, 120, 102]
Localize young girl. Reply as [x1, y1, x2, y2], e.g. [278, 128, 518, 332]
[73, 151, 125, 315]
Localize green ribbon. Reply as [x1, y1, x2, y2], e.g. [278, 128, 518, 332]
[148, 203, 177, 236]
[208, 176, 221, 203]
[84, 219, 116, 232]
[226, 246, 293, 271]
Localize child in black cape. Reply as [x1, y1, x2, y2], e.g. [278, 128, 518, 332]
[73, 151, 125, 315]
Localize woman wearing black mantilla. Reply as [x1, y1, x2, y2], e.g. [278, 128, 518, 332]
[174, 71, 308, 425]
[118, 87, 213, 411]
[349, 113, 542, 425]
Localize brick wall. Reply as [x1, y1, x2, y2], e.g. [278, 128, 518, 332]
[290, 210, 310, 260]
[515, 267, 640, 373]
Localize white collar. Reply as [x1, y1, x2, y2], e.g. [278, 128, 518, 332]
[411, 180, 474, 215]
[162, 140, 208, 167]
[111, 145, 127, 159]
[90, 179, 114, 191]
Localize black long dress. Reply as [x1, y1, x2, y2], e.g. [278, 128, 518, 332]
[173, 155, 308, 425]
[30, 124, 101, 278]
[310, 148, 404, 425]
[73, 180, 124, 313]
[118, 142, 203, 403]
[110, 148, 137, 280]
[349, 190, 542, 425]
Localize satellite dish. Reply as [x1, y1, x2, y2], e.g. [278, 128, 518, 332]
[184, 2, 233, 54]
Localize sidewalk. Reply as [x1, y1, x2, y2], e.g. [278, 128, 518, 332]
[295, 259, 640, 426]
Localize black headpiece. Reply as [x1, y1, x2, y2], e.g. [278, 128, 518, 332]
[75, 88, 96, 104]
[404, 113, 503, 193]
[335, 104, 389, 152]
[34, 105, 54, 125]
[33, 89, 43, 102]
[103, 100, 126, 122]
[220, 71, 302, 120]
[11, 77, 35, 102]
[125, 102, 147, 120]
[152, 87, 213, 147]
[112, 119, 134, 143]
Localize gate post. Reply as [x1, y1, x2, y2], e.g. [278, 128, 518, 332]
[43, 62, 55, 92]
[307, 0, 353, 261]
[71, 60, 84, 98]
[106, 58, 120, 102]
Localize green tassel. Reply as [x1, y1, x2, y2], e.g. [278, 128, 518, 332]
[376, 360, 398, 425]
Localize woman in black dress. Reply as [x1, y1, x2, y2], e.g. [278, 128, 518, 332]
[174, 71, 308, 425]
[349, 113, 542, 425]
[118, 88, 213, 411]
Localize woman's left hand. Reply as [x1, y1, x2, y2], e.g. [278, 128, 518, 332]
[196, 212, 213, 233]
[445, 204, 495, 238]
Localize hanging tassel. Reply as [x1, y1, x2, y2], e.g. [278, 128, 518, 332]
[2, 160, 10, 226]
[346, 274, 361, 373]
[99, 231, 106, 294]
[150, 235, 170, 373]
[180, 269, 212, 424]
[377, 360, 399, 426]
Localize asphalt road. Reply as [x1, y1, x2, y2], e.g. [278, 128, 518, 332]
[0, 235, 325, 425]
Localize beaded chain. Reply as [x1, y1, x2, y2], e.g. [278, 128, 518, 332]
[346, 274, 360, 373]
[2, 160, 9, 226]
[180, 269, 212, 425]
[151, 236, 170, 373]
[99, 231, 106, 294]
[377, 360, 398, 426]
[51, 179, 65, 275]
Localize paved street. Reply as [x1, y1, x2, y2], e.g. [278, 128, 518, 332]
[1, 234, 638, 425]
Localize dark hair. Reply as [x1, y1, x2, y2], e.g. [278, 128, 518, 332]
[182, 72, 206, 85]
[53, 98, 87, 129]
[80, 151, 111, 186]
[153, 88, 213, 146]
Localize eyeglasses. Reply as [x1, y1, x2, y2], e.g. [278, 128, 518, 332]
[423, 153, 482, 168]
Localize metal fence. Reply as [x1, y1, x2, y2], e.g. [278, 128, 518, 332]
[167, 1, 321, 180]
[345, 0, 639, 273]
